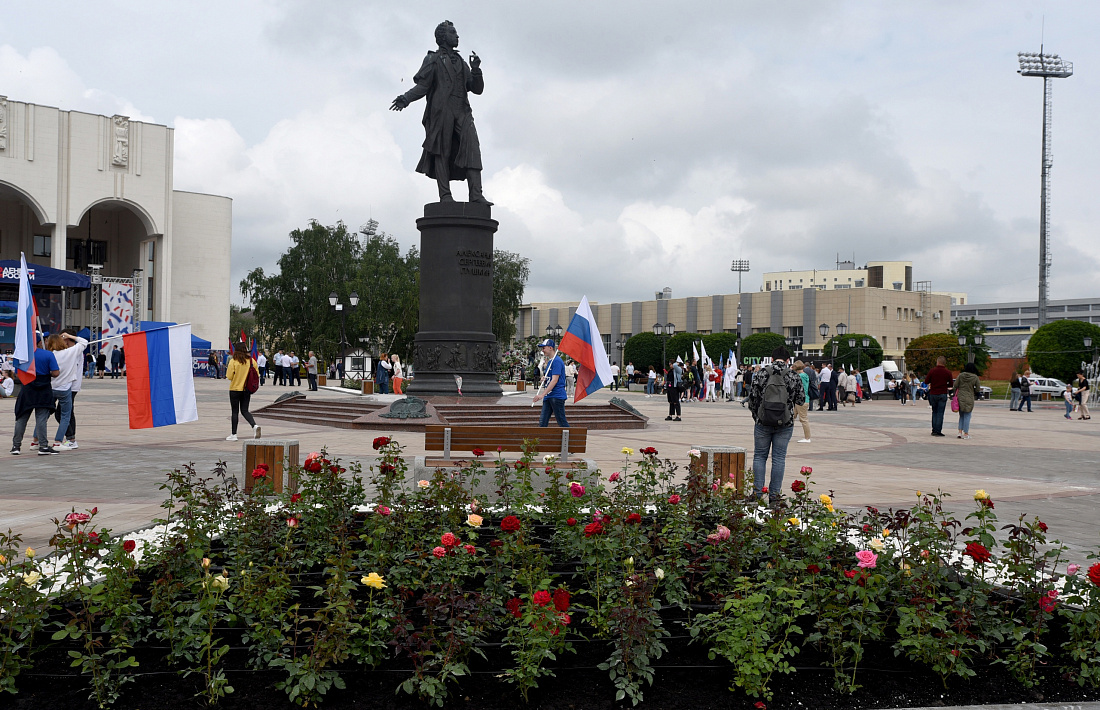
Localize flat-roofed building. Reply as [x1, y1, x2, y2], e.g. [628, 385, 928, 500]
[951, 297, 1100, 333]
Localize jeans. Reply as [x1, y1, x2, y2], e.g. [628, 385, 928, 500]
[539, 397, 569, 427]
[1009, 389, 1020, 410]
[1019, 394, 1032, 412]
[959, 410, 972, 433]
[258, 367, 266, 386]
[646, 380, 655, 395]
[54, 391, 77, 439]
[752, 423, 793, 498]
[1065, 399, 1074, 417]
[13, 408, 52, 450]
[929, 393, 948, 433]
[52, 389, 73, 443]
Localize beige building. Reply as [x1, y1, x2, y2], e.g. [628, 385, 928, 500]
[0, 96, 231, 344]
[517, 285, 952, 363]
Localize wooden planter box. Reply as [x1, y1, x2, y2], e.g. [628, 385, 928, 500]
[515, 380, 526, 391]
[242, 439, 299, 494]
[692, 445, 746, 492]
[318, 374, 327, 387]
[361, 380, 374, 395]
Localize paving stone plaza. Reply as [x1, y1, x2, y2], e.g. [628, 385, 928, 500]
[3, 377, 1097, 570]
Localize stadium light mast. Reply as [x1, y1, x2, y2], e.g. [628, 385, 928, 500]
[1017, 49, 1073, 327]
[731, 259, 750, 362]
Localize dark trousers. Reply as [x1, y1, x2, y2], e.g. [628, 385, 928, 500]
[1019, 394, 1032, 412]
[825, 381, 838, 410]
[274, 365, 284, 385]
[229, 390, 256, 434]
[13, 408, 51, 450]
[258, 366, 266, 386]
[808, 386, 819, 411]
[667, 385, 681, 417]
[539, 397, 569, 427]
[929, 393, 948, 434]
[308, 373, 317, 391]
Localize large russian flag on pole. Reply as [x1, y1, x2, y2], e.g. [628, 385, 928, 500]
[12, 253, 39, 385]
[123, 324, 199, 429]
[558, 295, 613, 403]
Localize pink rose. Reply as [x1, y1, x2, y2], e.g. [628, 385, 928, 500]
[855, 550, 877, 569]
[707, 533, 720, 545]
[432, 546, 446, 559]
[609, 472, 621, 483]
[716, 524, 731, 541]
[1067, 563, 1081, 575]
[376, 505, 392, 516]
[668, 494, 681, 505]
[464, 544, 476, 555]
[286, 517, 299, 528]
[570, 482, 586, 498]
[711, 482, 719, 491]
[65, 512, 91, 525]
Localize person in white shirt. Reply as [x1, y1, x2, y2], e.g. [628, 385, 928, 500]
[625, 362, 635, 391]
[0, 369, 14, 398]
[646, 366, 657, 396]
[289, 353, 301, 386]
[819, 363, 835, 410]
[45, 331, 88, 450]
[256, 352, 267, 386]
[564, 361, 577, 396]
[610, 363, 621, 391]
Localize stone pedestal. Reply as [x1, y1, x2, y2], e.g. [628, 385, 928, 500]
[406, 202, 502, 397]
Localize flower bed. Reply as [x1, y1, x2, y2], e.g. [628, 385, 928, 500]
[2, 441, 1100, 709]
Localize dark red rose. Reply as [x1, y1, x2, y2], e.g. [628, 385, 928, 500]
[290, 494, 301, 503]
[304, 459, 322, 473]
[533, 590, 551, 607]
[964, 542, 991, 564]
[626, 512, 642, 525]
[1088, 563, 1100, 587]
[553, 588, 571, 612]
[584, 522, 604, 538]
[1037, 520, 1048, 533]
[791, 480, 806, 493]
[862, 524, 872, 533]
[981, 498, 994, 509]
[122, 539, 136, 553]
[505, 597, 522, 618]
[806, 564, 820, 575]
[88, 531, 100, 545]
[372, 436, 391, 450]
[641, 446, 658, 456]
[566, 517, 577, 526]
[843, 569, 857, 579]
[500, 515, 521, 533]
[380, 463, 396, 475]
[472, 448, 485, 457]
[490, 539, 503, 548]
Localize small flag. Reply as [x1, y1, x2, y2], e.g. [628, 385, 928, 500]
[699, 340, 710, 367]
[866, 365, 887, 394]
[692, 341, 700, 363]
[250, 339, 258, 360]
[12, 254, 39, 385]
[558, 296, 613, 403]
[124, 324, 199, 429]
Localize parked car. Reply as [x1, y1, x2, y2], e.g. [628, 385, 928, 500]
[1026, 376, 1067, 397]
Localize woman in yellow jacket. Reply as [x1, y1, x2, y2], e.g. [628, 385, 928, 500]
[225, 343, 260, 441]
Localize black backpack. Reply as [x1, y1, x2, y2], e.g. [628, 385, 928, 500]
[756, 365, 792, 427]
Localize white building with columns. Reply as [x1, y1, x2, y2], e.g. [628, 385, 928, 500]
[0, 96, 231, 344]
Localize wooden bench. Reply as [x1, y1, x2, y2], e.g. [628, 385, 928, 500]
[424, 425, 587, 465]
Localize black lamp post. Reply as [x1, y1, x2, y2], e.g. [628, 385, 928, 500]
[545, 324, 563, 341]
[1085, 336, 1096, 368]
[614, 337, 626, 367]
[329, 290, 359, 364]
[653, 323, 676, 371]
[958, 334, 984, 364]
[847, 336, 870, 370]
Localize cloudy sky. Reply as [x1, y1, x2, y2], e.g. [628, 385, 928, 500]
[1, 1, 1096, 307]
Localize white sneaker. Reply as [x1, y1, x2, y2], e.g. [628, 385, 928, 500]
[798, 438, 812, 443]
[66, 440, 79, 449]
[54, 441, 75, 451]
[253, 426, 261, 439]
[225, 434, 238, 441]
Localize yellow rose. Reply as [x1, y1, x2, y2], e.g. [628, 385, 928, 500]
[361, 572, 387, 590]
[466, 514, 483, 528]
[0, 554, 7, 565]
[621, 447, 634, 456]
[25, 547, 35, 559]
[825, 504, 835, 513]
[787, 517, 801, 527]
[819, 494, 832, 506]
[882, 528, 891, 537]
[869, 538, 885, 552]
[22, 571, 41, 587]
[973, 489, 989, 501]
[202, 557, 212, 569]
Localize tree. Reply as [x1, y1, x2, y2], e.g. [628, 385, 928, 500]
[950, 317, 991, 374]
[228, 304, 255, 342]
[623, 332, 663, 372]
[1026, 320, 1100, 382]
[741, 333, 786, 361]
[703, 333, 739, 365]
[493, 250, 530, 347]
[666, 333, 705, 365]
[904, 333, 967, 374]
[823, 334, 883, 371]
[350, 222, 420, 362]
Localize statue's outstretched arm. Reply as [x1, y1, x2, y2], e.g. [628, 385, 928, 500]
[391, 54, 434, 110]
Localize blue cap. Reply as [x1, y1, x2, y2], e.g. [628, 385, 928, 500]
[538, 338, 555, 348]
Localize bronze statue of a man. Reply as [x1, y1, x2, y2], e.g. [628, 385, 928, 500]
[391, 21, 491, 206]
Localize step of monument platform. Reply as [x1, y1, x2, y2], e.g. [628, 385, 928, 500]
[252, 396, 385, 429]
[433, 404, 646, 430]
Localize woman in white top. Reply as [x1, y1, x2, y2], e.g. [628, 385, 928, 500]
[646, 367, 657, 396]
[1, 370, 14, 398]
[390, 354, 404, 394]
[45, 332, 88, 450]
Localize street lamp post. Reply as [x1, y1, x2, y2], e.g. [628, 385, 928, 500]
[731, 260, 750, 361]
[847, 336, 870, 371]
[329, 291, 359, 374]
[958, 334, 984, 364]
[614, 337, 626, 379]
[653, 323, 676, 372]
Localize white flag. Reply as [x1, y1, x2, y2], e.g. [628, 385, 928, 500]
[866, 365, 886, 394]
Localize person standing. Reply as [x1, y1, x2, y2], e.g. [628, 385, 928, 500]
[110, 345, 122, 379]
[289, 352, 301, 386]
[925, 356, 954, 437]
[665, 359, 682, 421]
[1063, 383, 1075, 420]
[794, 360, 812, 444]
[704, 364, 718, 402]
[646, 365, 657, 396]
[11, 334, 60, 455]
[951, 362, 981, 438]
[225, 343, 259, 442]
[1008, 373, 1022, 411]
[1, 368, 14, 398]
[207, 350, 218, 379]
[1074, 372, 1091, 420]
[610, 362, 620, 391]
[53, 328, 88, 449]
[564, 360, 577, 397]
[46, 332, 87, 451]
[256, 351, 267, 386]
[625, 362, 634, 391]
[748, 346, 804, 504]
[376, 353, 391, 394]
[836, 367, 849, 407]
[804, 362, 820, 412]
[820, 363, 836, 410]
[1018, 370, 1033, 413]
[390, 354, 404, 394]
[307, 351, 319, 391]
[532, 338, 569, 427]
[96, 349, 107, 378]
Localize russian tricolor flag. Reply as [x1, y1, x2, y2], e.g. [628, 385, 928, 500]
[558, 295, 613, 403]
[12, 253, 39, 385]
[123, 324, 199, 429]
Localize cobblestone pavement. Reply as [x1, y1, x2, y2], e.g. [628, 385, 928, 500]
[2, 378, 1097, 564]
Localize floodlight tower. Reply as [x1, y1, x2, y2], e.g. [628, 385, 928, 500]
[731, 259, 750, 361]
[1017, 49, 1073, 327]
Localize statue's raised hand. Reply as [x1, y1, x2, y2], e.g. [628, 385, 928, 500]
[469, 52, 480, 70]
[390, 96, 409, 111]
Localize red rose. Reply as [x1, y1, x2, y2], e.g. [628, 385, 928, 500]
[800, 466, 812, 474]
[251, 466, 268, 479]
[668, 494, 681, 505]
[533, 590, 551, 607]
[755, 702, 767, 710]
[553, 588, 571, 612]
[1087, 563, 1100, 587]
[290, 493, 301, 503]
[558, 612, 571, 626]
[791, 480, 806, 493]
[641, 446, 658, 456]
[490, 539, 503, 548]
[441, 532, 458, 548]
[472, 448, 485, 457]
[761, 487, 768, 494]
[964, 542, 991, 564]
[90, 507, 98, 515]
[372, 436, 391, 450]
[122, 539, 136, 553]
[584, 522, 604, 538]
[379, 463, 396, 475]
[304, 459, 322, 473]
[500, 515, 521, 533]
[566, 517, 577, 526]
[464, 544, 476, 555]
[432, 546, 446, 558]
[1037, 520, 1048, 533]
[626, 512, 642, 525]
[862, 524, 872, 533]
[505, 597, 522, 618]
[843, 569, 857, 579]
[88, 532, 100, 545]
[806, 564, 820, 575]
[982, 498, 994, 509]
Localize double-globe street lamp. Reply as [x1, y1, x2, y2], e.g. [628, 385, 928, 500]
[848, 337, 871, 371]
[819, 322, 847, 363]
[545, 324, 563, 341]
[329, 291, 359, 371]
[653, 323, 676, 372]
[958, 334, 984, 364]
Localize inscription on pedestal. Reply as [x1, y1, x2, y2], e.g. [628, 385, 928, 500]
[456, 249, 493, 277]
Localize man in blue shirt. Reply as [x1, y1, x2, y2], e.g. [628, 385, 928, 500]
[533, 338, 569, 427]
[12, 338, 61, 455]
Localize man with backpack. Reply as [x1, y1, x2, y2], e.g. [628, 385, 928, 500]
[747, 346, 805, 505]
